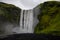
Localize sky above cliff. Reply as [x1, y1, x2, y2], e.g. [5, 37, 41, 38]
[0, 0, 59, 10]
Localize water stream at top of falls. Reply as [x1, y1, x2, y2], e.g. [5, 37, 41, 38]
[19, 9, 34, 33]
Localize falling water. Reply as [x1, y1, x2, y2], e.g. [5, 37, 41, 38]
[20, 9, 33, 33]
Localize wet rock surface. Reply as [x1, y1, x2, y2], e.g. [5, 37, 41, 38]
[0, 33, 60, 40]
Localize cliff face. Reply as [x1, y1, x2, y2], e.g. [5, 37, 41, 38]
[34, 1, 60, 35]
[0, 2, 21, 24]
[0, 2, 21, 34]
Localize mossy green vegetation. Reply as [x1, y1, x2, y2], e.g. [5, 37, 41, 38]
[0, 2, 21, 24]
[34, 1, 60, 35]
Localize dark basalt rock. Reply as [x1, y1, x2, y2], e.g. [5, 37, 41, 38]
[0, 34, 60, 40]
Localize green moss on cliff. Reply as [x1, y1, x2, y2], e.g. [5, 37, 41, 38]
[34, 1, 60, 35]
[0, 2, 21, 34]
[0, 2, 21, 24]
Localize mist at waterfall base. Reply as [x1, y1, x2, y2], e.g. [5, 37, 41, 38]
[0, 7, 39, 37]
[0, 6, 40, 37]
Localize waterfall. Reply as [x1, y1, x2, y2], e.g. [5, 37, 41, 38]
[20, 9, 33, 33]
